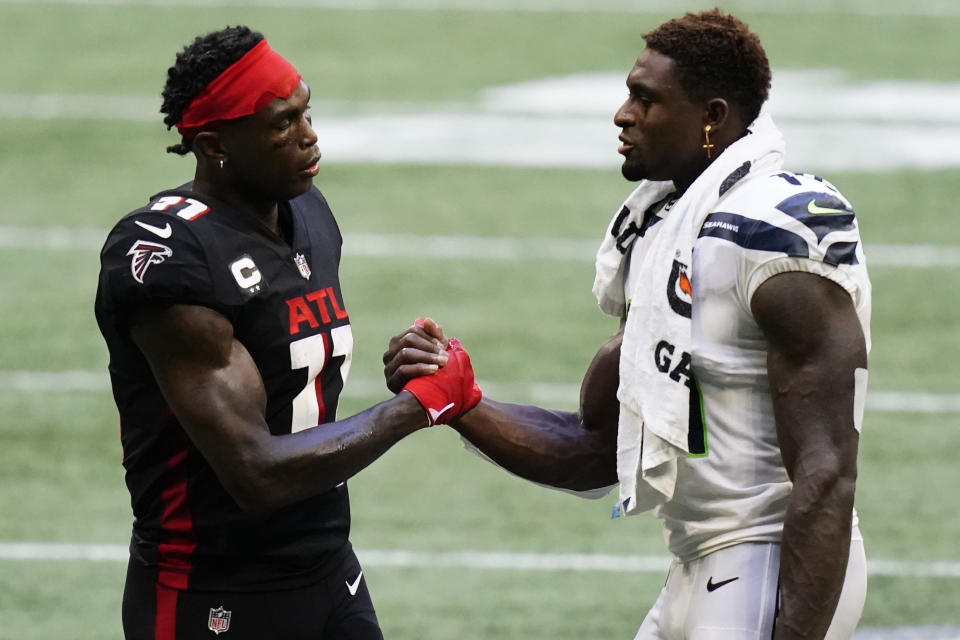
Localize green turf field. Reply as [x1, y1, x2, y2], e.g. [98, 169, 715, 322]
[1, 1, 959, 638]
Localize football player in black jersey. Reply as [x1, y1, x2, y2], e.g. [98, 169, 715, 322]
[95, 26, 480, 640]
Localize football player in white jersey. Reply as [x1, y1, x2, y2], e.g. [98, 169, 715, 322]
[387, 9, 869, 640]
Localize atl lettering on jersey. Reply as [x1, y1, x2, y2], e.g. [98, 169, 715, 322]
[287, 287, 349, 335]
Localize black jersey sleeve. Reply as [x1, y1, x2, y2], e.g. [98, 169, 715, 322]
[98, 212, 235, 324]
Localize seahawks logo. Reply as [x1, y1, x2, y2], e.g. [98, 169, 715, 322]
[127, 240, 172, 284]
[667, 259, 692, 318]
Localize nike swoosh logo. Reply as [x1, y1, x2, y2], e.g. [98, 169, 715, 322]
[135, 220, 173, 238]
[706, 576, 739, 592]
[427, 402, 455, 424]
[346, 571, 363, 596]
[807, 200, 846, 215]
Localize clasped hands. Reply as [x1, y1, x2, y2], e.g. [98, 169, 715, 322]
[382, 318, 481, 426]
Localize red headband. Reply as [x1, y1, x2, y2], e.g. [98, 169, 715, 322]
[175, 39, 302, 136]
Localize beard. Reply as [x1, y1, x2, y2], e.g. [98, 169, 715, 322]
[620, 155, 647, 182]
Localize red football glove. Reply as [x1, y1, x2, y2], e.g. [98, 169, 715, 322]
[403, 337, 482, 425]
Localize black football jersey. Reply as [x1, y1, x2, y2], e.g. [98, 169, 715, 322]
[95, 185, 355, 590]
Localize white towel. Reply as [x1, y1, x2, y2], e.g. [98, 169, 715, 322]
[592, 113, 786, 516]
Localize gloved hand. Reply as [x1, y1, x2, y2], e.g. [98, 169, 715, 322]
[403, 336, 482, 425]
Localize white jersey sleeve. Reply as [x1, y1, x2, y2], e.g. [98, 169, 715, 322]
[701, 171, 871, 327]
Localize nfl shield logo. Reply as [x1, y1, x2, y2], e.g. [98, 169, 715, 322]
[294, 253, 311, 280]
[208, 606, 231, 635]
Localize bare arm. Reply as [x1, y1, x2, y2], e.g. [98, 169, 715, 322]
[131, 303, 438, 514]
[450, 397, 618, 491]
[751, 272, 866, 640]
[383, 326, 622, 492]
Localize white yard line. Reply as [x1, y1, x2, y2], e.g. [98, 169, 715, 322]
[1, 371, 958, 414]
[1, 543, 957, 638]
[1, 226, 959, 268]
[0, 226, 110, 250]
[6, 70, 960, 173]
[0, 542, 957, 579]
[6, 68, 960, 172]
[0, 0, 958, 17]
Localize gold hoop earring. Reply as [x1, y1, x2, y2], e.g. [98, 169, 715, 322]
[703, 125, 714, 159]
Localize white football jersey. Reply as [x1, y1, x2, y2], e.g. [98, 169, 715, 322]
[624, 170, 871, 561]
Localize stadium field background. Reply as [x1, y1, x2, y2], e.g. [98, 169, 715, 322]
[1, 1, 958, 638]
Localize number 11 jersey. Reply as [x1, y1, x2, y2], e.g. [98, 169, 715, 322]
[95, 184, 355, 591]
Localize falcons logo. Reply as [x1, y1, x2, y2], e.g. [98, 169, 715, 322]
[127, 240, 173, 283]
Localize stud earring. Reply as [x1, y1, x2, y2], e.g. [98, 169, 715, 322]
[703, 125, 715, 159]
[219, 159, 225, 169]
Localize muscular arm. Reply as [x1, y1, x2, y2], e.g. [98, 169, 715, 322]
[131, 303, 434, 514]
[448, 330, 622, 492]
[751, 272, 866, 640]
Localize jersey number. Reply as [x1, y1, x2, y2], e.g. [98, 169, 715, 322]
[288, 325, 354, 433]
[150, 196, 210, 220]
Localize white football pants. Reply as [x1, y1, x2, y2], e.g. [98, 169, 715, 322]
[633, 532, 867, 640]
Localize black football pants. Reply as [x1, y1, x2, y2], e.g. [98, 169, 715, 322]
[122, 548, 383, 640]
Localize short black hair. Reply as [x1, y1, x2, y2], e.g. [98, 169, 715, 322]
[160, 25, 265, 155]
[643, 9, 771, 124]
